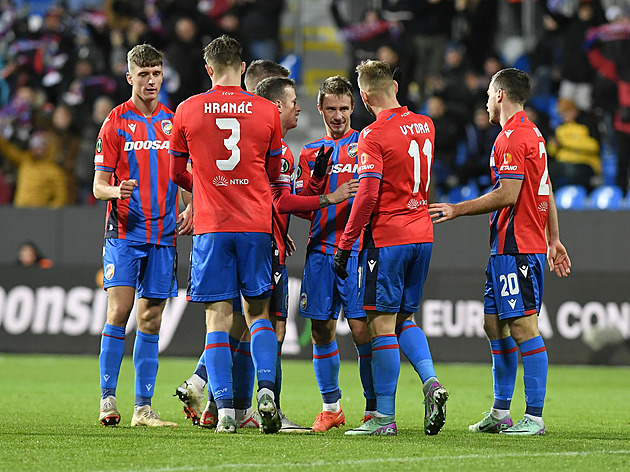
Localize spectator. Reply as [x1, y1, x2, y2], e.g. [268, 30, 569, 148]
[545, 0, 606, 111]
[547, 98, 601, 191]
[584, 7, 630, 192]
[228, 0, 285, 62]
[16, 241, 53, 268]
[48, 104, 81, 202]
[0, 129, 69, 207]
[458, 103, 501, 188]
[164, 16, 206, 108]
[77, 95, 114, 203]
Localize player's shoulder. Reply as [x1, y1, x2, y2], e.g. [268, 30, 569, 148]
[301, 136, 329, 154]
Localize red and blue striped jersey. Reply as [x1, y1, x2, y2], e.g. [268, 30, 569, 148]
[169, 85, 283, 235]
[356, 106, 434, 247]
[489, 110, 549, 255]
[94, 99, 178, 246]
[298, 129, 361, 255]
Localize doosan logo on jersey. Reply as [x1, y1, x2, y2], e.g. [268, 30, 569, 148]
[330, 163, 358, 174]
[124, 140, 170, 151]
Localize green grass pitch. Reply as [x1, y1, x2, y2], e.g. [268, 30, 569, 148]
[1, 354, 628, 471]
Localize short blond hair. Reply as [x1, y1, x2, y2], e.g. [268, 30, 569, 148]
[355, 60, 394, 95]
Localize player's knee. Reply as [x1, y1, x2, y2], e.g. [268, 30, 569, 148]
[311, 320, 335, 345]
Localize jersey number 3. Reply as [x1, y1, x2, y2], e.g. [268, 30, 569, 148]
[216, 118, 240, 171]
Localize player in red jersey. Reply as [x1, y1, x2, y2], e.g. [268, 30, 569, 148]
[429, 68, 571, 436]
[169, 35, 284, 434]
[93, 44, 187, 428]
[335, 60, 448, 436]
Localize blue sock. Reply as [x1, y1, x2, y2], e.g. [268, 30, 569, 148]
[490, 336, 518, 411]
[275, 340, 283, 409]
[99, 323, 126, 399]
[355, 342, 376, 411]
[193, 352, 207, 384]
[133, 330, 159, 407]
[396, 320, 436, 382]
[520, 336, 548, 417]
[371, 335, 400, 417]
[232, 338, 254, 410]
[313, 340, 341, 404]
[204, 331, 233, 410]
[249, 319, 277, 392]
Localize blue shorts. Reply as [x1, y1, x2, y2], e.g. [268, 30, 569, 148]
[361, 242, 432, 314]
[102, 239, 177, 299]
[188, 232, 272, 303]
[484, 253, 545, 319]
[299, 251, 365, 321]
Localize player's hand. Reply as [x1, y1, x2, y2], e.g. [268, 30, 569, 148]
[428, 203, 455, 223]
[334, 248, 351, 279]
[286, 233, 296, 257]
[178, 203, 193, 235]
[118, 179, 138, 200]
[313, 144, 333, 178]
[547, 240, 571, 277]
[328, 179, 359, 204]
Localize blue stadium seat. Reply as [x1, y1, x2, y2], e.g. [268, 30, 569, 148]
[587, 185, 624, 210]
[555, 185, 587, 210]
[448, 184, 479, 203]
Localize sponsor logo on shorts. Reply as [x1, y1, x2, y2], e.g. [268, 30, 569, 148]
[105, 264, 115, 280]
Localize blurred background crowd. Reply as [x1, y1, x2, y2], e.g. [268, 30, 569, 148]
[0, 0, 629, 208]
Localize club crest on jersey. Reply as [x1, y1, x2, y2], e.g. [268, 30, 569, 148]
[281, 158, 290, 173]
[300, 292, 307, 310]
[347, 142, 358, 158]
[161, 120, 172, 135]
[105, 264, 115, 280]
[96, 138, 102, 153]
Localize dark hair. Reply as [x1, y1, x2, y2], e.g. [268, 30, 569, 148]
[245, 60, 290, 92]
[317, 75, 354, 108]
[490, 68, 530, 105]
[203, 35, 242, 74]
[254, 77, 295, 103]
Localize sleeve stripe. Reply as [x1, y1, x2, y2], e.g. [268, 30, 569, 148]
[359, 172, 382, 180]
[95, 165, 115, 172]
[499, 174, 524, 180]
[269, 147, 282, 156]
[168, 150, 189, 158]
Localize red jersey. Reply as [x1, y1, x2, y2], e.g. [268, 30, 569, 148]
[270, 139, 296, 266]
[299, 129, 361, 255]
[349, 106, 434, 248]
[489, 110, 549, 255]
[169, 85, 283, 234]
[94, 99, 178, 246]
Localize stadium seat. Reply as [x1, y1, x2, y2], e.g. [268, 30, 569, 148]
[587, 185, 624, 210]
[555, 185, 587, 210]
[448, 184, 479, 203]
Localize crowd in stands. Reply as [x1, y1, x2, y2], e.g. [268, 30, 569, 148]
[1, 0, 629, 207]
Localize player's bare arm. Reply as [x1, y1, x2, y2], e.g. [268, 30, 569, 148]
[546, 187, 571, 277]
[93, 170, 137, 201]
[178, 190, 193, 235]
[429, 178, 522, 223]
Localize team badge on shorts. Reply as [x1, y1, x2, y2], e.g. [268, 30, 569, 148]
[347, 142, 358, 158]
[161, 120, 172, 135]
[105, 263, 115, 280]
[300, 292, 307, 310]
